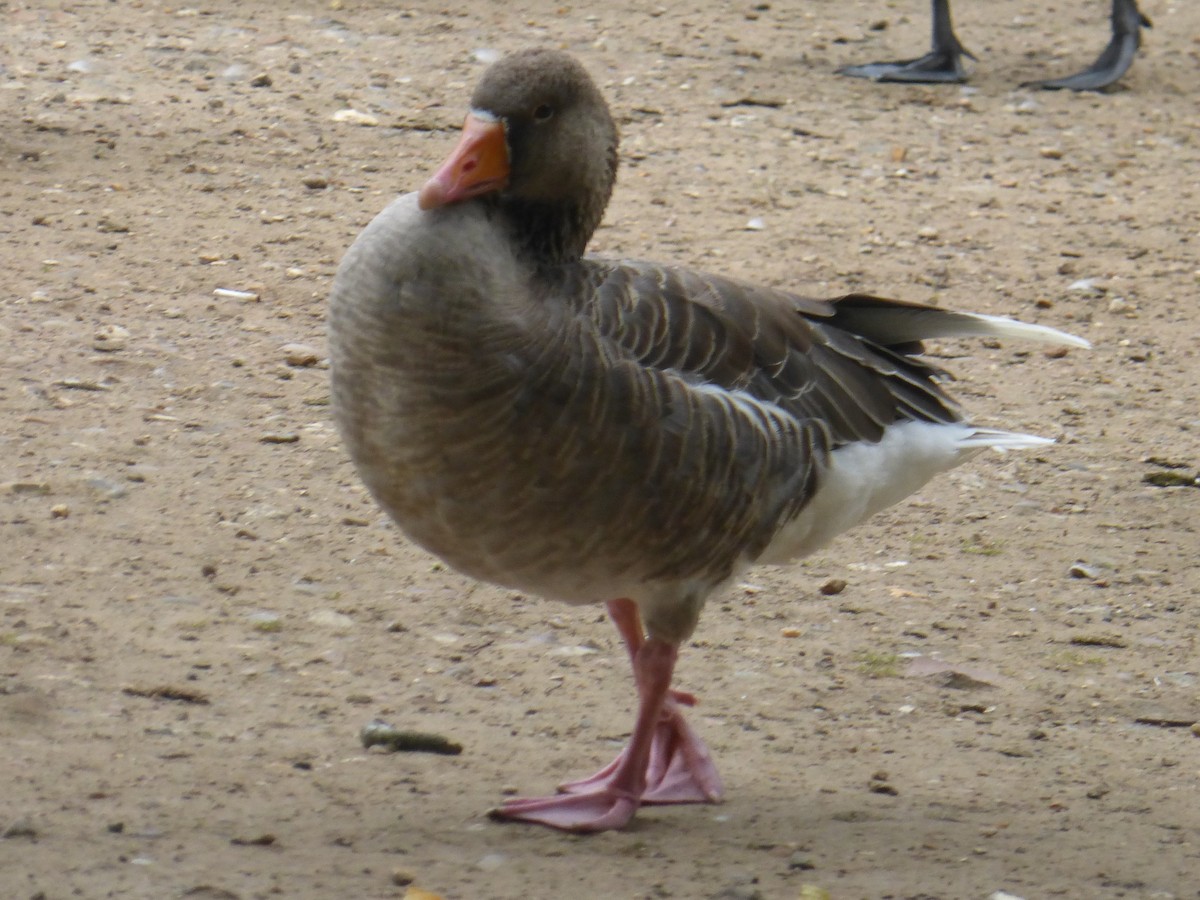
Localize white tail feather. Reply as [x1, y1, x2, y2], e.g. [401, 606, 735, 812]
[958, 428, 1055, 451]
[968, 313, 1091, 349]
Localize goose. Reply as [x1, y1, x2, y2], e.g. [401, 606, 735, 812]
[839, 0, 1150, 90]
[327, 48, 1087, 833]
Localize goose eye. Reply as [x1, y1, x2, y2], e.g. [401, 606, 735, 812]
[533, 104, 554, 122]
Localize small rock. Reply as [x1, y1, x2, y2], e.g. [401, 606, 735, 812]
[308, 609, 354, 631]
[744, 217, 765, 231]
[780, 626, 802, 638]
[301, 175, 329, 190]
[50, 504, 70, 519]
[249, 73, 272, 88]
[281, 343, 320, 367]
[1, 818, 38, 839]
[1067, 278, 1104, 295]
[475, 853, 506, 872]
[332, 109, 379, 127]
[787, 852, 816, 871]
[247, 611, 282, 632]
[818, 578, 847, 596]
[260, 432, 299, 444]
[5, 481, 51, 495]
[1039, 147, 1063, 159]
[361, 720, 463, 755]
[213, 288, 260, 302]
[868, 771, 898, 795]
[54, 377, 110, 391]
[96, 217, 130, 234]
[229, 833, 275, 846]
[916, 225, 939, 241]
[1068, 562, 1099, 580]
[391, 869, 416, 886]
[93, 324, 130, 352]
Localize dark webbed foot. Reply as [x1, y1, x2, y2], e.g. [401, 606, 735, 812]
[839, 0, 975, 85]
[1022, 0, 1150, 91]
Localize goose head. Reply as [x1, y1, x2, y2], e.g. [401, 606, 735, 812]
[418, 49, 619, 266]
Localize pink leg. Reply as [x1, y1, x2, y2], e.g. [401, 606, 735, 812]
[492, 600, 722, 832]
[493, 637, 678, 831]
[558, 599, 721, 804]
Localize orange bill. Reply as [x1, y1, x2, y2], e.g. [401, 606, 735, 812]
[417, 113, 510, 210]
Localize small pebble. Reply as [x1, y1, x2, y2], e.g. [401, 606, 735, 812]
[50, 504, 70, 519]
[1069, 562, 1099, 579]
[92, 324, 130, 352]
[916, 225, 939, 241]
[391, 869, 416, 886]
[1, 818, 37, 839]
[213, 288, 260, 302]
[302, 175, 329, 189]
[868, 771, 898, 795]
[248, 611, 282, 632]
[249, 73, 272, 88]
[260, 432, 300, 444]
[819, 578, 847, 596]
[332, 109, 380, 127]
[281, 343, 321, 367]
[1067, 278, 1104, 295]
[308, 609, 354, 631]
[1039, 147, 1063, 159]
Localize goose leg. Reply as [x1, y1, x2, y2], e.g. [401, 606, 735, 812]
[838, 0, 975, 84]
[556, 599, 723, 805]
[1021, 0, 1150, 91]
[491, 636, 685, 832]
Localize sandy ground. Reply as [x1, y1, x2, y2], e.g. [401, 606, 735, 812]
[3, 1, 1199, 898]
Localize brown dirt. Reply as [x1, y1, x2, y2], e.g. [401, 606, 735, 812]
[3, 2, 1198, 898]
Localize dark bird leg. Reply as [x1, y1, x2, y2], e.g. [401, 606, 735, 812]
[838, 0, 975, 84]
[1021, 0, 1150, 91]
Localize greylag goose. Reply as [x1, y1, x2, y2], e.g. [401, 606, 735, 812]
[327, 48, 1087, 833]
[839, 0, 1150, 90]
